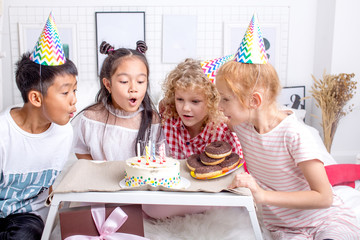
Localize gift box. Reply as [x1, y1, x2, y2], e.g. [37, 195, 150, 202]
[59, 204, 145, 239]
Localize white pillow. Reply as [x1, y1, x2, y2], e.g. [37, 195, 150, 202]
[279, 105, 306, 122]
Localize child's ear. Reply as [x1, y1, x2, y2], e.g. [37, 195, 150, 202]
[249, 92, 262, 109]
[28, 90, 42, 107]
[102, 78, 111, 93]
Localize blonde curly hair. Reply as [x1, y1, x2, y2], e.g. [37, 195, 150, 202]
[161, 58, 225, 127]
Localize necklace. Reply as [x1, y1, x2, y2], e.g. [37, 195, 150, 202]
[102, 98, 144, 119]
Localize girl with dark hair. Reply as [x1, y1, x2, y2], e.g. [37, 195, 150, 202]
[72, 40, 164, 161]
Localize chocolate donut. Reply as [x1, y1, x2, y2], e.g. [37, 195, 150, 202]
[219, 153, 240, 172]
[186, 154, 205, 171]
[200, 152, 225, 166]
[205, 141, 232, 159]
[194, 165, 223, 179]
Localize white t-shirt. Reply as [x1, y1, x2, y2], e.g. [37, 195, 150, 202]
[233, 112, 355, 230]
[72, 105, 164, 161]
[0, 107, 73, 221]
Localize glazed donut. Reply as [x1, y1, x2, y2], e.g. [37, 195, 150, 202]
[219, 153, 240, 172]
[194, 165, 223, 179]
[186, 154, 205, 171]
[205, 141, 232, 159]
[200, 152, 225, 166]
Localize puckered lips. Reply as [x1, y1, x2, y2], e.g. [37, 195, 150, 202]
[69, 108, 76, 118]
[128, 97, 138, 107]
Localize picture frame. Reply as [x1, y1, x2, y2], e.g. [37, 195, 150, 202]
[95, 12, 145, 75]
[223, 22, 281, 71]
[278, 86, 306, 110]
[18, 23, 78, 66]
[162, 15, 197, 63]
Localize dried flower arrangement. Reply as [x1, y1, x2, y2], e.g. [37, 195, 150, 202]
[310, 71, 357, 153]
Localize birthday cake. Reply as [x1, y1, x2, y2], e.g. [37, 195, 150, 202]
[124, 156, 181, 188]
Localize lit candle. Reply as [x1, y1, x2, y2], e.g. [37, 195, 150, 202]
[148, 140, 152, 157]
[145, 145, 150, 165]
[159, 142, 166, 163]
[152, 142, 156, 162]
[137, 142, 141, 162]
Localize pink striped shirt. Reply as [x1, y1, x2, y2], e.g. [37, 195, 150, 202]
[233, 113, 357, 231]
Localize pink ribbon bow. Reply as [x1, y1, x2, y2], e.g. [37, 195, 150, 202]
[65, 205, 149, 240]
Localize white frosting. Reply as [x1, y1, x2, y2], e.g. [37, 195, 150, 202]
[124, 156, 181, 188]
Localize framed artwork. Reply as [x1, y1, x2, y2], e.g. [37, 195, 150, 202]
[224, 22, 280, 71]
[162, 15, 197, 63]
[18, 23, 78, 66]
[95, 12, 145, 75]
[278, 86, 306, 109]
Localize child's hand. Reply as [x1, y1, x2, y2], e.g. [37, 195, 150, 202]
[228, 172, 265, 204]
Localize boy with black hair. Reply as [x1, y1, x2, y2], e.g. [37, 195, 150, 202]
[0, 12, 78, 239]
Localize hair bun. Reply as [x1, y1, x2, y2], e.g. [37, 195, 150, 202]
[99, 41, 114, 55]
[136, 40, 148, 54]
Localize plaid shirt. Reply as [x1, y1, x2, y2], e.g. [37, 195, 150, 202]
[163, 117, 244, 160]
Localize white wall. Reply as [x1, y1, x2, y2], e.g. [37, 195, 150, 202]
[1, 0, 291, 112]
[1, 0, 358, 162]
[286, 0, 317, 125]
[327, 0, 360, 162]
[309, 0, 360, 162]
[311, 0, 336, 136]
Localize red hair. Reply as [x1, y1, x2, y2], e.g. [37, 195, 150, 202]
[216, 61, 281, 107]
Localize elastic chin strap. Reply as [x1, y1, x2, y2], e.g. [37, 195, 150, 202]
[249, 64, 261, 107]
[39, 64, 43, 94]
[39, 64, 45, 111]
[247, 65, 261, 123]
[251, 64, 261, 94]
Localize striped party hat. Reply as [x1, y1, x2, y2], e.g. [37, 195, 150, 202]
[234, 13, 268, 64]
[201, 54, 234, 83]
[30, 12, 66, 66]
